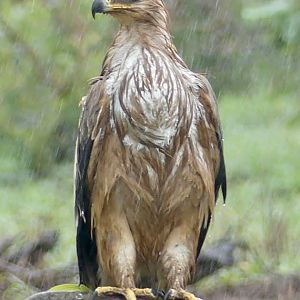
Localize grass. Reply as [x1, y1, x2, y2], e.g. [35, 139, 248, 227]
[208, 90, 300, 280]
[0, 162, 76, 266]
[1, 90, 299, 297]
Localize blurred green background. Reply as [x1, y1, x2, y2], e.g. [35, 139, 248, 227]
[0, 0, 300, 299]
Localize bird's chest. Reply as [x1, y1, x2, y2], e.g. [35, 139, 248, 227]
[104, 48, 193, 149]
[101, 48, 203, 221]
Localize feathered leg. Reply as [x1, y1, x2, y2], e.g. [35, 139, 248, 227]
[93, 197, 136, 299]
[93, 195, 163, 300]
[160, 224, 203, 300]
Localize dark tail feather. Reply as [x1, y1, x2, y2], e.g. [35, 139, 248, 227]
[76, 215, 99, 289]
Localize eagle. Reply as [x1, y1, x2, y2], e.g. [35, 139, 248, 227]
[75, 0, 226, 300]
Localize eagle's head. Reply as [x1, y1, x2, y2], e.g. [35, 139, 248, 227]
[92, 0, 169, 27]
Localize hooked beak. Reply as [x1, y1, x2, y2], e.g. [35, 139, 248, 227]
[92, 0, 110, 19]
[92, 0, 133, 19]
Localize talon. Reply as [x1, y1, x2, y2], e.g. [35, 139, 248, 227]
[92, 290, 98, 299]
[151, 288, 165, 299]
[164, 289, 173, 300]
[164, 289, 203, 300]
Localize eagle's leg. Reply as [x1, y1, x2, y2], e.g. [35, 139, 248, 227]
[160, 225, 203, 300]
[93, 198, 137, 300]
[93, 196, 162, 300]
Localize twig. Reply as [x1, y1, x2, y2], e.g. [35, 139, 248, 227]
[4, 230, 59, 266]
[0, 235, 16, 256]
[194, 238, 248, 281]
[0, 258, 78, 290]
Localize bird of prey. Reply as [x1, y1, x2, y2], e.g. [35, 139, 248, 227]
[74, 0, 226, 300]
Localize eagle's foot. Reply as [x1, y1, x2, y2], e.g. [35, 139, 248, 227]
[93, 287, 163, 300]
[164, 289, 203, 300]
[133, 288, 164, 299]
[93, 286, 136, 300]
